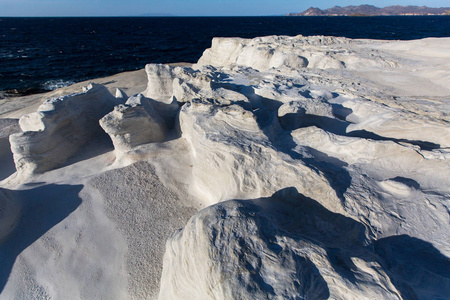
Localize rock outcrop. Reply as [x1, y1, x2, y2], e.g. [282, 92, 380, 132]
[278, 98, 334, 130]
[160, 188, 450, 299]
[158, 35, 450, 299]
[9, 83, 120, 175]
[144, 64, 212, 103]
[195, 35, 397, 71]
[100, 94, 167, 152]
[144, 64, 178, 103]
[1, 35, 449, 300]
[178, 95, 342, 209]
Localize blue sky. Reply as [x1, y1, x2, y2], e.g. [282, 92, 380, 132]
[1, 0, 449, 17]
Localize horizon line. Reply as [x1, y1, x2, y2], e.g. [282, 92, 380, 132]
[2, 14, 450, 18]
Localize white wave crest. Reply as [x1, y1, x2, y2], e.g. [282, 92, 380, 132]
[42, 79, 76, 91]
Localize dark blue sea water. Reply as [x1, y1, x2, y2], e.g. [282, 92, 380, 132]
[1, 16, 449, 96]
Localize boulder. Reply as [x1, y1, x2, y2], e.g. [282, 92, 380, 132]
[100, 94, 167, 152]
[144, 64, 212, 104]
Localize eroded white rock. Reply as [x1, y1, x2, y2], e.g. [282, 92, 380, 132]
[278, 98, 334, 130]
[144, 64, 212, 103]
[100, 94, 167, 152]
[9, 83, 119, 175]
[159, 188, 408, 300]
[196, 35, 397, 71]
[2, 35, 450, 300]
[179, 96, 342, 212]
[115, 88, 128, 99]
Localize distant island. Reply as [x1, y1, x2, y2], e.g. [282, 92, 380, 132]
[287, 5, 450, 16]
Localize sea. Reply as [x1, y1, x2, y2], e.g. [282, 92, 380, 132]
[1, 16, 449, 97]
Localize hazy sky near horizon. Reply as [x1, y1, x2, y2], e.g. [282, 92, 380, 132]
[1, 0, 449, 17]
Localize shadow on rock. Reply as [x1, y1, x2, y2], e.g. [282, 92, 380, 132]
[160, 187, 331, 299]
[229, 187, 449, 298]
[347, 129, 441, 151]
[215, 83, 354, 204]
[374, 235, 450, 300]
[0, 138, 16, 181]
[299, 148, 352, 206]
[258, 187, 368, 248]
[330, 103, 353, 121]
[295, 115, 440, 151]
[0, 184, 83, 293]
[0, 119, 21, 181]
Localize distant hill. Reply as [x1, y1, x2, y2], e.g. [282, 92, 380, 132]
[287, 5, 450, 16]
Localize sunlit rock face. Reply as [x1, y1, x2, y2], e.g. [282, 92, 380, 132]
[178, 95, 341, 209]
[195, 35, 398, 71]
[100, 94, 167, 153]
[158, 35, 450, 300]
[160, 188, 450, 300]
[144, 64, 212, 104]
[9, 83, 120, 175]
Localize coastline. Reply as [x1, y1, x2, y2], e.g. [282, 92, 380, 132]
[2, 16, 448, 100]
[288, 4, 450, 16]
[0, 36, 449, 299]
[0, 62, 192, 119]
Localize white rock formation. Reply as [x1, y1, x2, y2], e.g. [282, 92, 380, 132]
[178, 96, 341, 209]
[9, 83, 119, 175]
[115, 88, 128, 99]
[278, 98, 334, 130]
[100, 94, 167, 152]
[144, 64, 177, 103]
[144, 64, 212, 103]
[291, 126, 450, 251]
[161, 187, 450, 300]
[159, 188, 409, 299]
[196, 35, 397, 71]
[1, 35, 449, 300]
[341, 97, 450, 148]
[161, 35, 450, 299]
[143, 64, 213, 129]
